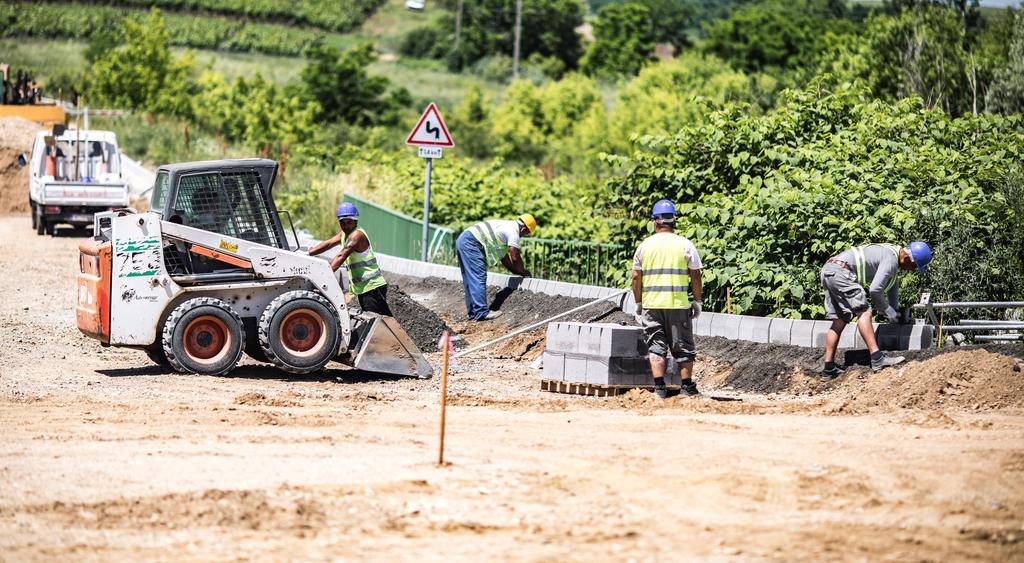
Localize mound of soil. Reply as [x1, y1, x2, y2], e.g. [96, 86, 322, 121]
[0, 117, 43, 214]
[385, 283, 453, 352]
[825, 349, 1024, 413]
[391, 275, 631, 326]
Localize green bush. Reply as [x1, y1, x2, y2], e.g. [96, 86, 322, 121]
[606, 80, 1024, 317]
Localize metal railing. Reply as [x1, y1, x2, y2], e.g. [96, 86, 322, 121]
[913, 294, 1024, 345]
[518, 238, 629, 287]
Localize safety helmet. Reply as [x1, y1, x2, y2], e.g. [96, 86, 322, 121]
[907, 241, 932, 272]
[336, 201, 359, 220]
[518, 213, 538, 235]
[651, 199, 676, 220]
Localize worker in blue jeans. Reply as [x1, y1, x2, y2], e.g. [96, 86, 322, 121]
[456, 215, 537, 321]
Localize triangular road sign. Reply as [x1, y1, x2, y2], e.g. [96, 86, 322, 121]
[406, 103, 454, 147]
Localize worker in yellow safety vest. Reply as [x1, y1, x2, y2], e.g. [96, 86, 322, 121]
[307, 202, 393, 317]
[455, 214, 537, 321]
[631, 199, 703, 399]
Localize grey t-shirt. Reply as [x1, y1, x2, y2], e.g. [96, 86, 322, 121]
[833, 244, 900, 314]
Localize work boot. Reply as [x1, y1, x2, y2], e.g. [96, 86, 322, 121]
[479, 310, 503, 321]
[653, 384, 669, 399]
[870, 351, 905, 371]
[821, 362, 846, 379]
[679, 379, 700, 397]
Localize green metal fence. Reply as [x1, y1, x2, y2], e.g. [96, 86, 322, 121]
[519, 238, 629, 287]
[342, 193, 455, 263]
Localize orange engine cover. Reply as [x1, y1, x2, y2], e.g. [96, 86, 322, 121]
[76, 239, 112, 343]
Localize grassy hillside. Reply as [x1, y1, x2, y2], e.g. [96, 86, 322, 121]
[1, 0, 497, 108]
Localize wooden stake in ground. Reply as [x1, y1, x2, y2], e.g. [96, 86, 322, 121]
[438, 331, 450, 466]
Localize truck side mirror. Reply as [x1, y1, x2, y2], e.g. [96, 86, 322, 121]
[16, 154, 26, 168]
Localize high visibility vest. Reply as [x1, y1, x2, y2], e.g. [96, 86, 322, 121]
[469, 220, 509, 266]
[344, 228, 386, 295]
[640, 232, 691, 309]
[851, 244, 899, 292]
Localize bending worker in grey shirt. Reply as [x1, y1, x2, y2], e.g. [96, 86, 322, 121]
[820, 241, 933, 377]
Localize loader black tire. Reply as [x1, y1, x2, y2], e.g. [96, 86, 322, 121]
[145, 344, 171, 368]
[162, 297, 244, 376]
[259, 290, 340, 375]
[244, 340, 269, 363]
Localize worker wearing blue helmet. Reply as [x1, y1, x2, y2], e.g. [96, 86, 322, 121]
[820, 241, 933, 377]
[632, 199, 704, 399]
[307, 202, 393, 317]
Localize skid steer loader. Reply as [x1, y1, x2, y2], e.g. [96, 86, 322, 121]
[75, 158, 433, 378]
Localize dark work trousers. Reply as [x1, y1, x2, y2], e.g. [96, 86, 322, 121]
[357, 285, 394, 317]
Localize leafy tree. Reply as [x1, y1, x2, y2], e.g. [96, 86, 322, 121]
[849, 7, 972, 115]
[986, 11, 1024, 114]
[435, 0, 583, 70]
[605, 80, 1024, 316]
[88, 9, 193, 118]
[84, 28, 122, 64]
[701, 0, 855, 76]
[300, 43, 410, 126]
[581, 3, 656, 78]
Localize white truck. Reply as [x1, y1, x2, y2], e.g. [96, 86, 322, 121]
[28, 129, 129, 235]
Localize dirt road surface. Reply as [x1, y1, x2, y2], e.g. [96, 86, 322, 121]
[1, 215, 1022, 561]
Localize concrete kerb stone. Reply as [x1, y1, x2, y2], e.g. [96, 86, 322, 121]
[737, 315, 772, 343]
[769, 318, 794, 345]
[910, 324, 934, 350]
[710, 313, 742, 340]
[790, 319, 818, 348]
[542, 351, 564, 380]
[694, 311, 715, 337]
[810, 320, 834, 348]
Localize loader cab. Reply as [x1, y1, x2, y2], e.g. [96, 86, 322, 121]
[150, 159, 291, 276]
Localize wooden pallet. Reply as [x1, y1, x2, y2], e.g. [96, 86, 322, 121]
[540, 379, 679, 397]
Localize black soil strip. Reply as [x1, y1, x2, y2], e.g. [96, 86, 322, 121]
[385, 284, 453, 352]
[389, 275, 632, 326]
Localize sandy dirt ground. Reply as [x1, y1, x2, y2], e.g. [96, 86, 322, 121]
[1, 214, 1023, 561]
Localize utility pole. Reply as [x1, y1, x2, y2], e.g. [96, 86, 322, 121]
[454, 0, 464, 50]
[512, 0, 522, 79]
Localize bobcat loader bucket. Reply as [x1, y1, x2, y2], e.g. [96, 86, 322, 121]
[342, 313, 434, 379]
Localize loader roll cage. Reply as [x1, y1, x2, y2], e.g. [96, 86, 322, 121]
[150, 159, 293, 278]
[151, 159, 289, 250]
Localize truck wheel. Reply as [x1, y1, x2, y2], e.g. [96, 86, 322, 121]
[45, 221, 55, 236]
[35, 208, 45, 236]
[162, 297, 244, 376]
[31, 203, 37, 230]
[259, 290, 340, 375]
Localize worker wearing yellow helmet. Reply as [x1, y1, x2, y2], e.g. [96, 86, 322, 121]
[455, 214, 537, 321]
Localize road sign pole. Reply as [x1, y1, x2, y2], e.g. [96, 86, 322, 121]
[421, 157, 433, 262]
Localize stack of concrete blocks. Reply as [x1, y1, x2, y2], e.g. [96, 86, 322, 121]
[543, 322, 681, 387]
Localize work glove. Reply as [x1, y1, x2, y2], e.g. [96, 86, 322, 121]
[690, 300, 702, 319]
[633, 305, 645, 326]
[884, 306, 900, 324]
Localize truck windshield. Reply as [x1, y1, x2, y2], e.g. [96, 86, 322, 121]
[44, 139, 121, 181]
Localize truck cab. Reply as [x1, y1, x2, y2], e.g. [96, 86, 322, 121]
[29, 129, 129, 235]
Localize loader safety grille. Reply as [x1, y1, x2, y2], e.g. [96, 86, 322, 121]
[174, 171, 283, 248]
